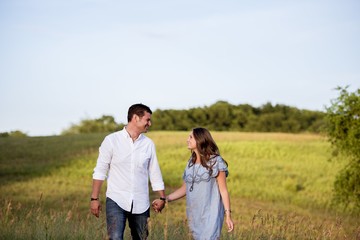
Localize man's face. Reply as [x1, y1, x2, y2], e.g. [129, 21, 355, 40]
[137, 111, 152, 133]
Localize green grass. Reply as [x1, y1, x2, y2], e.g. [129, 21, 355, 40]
[0, 132, 359, 239]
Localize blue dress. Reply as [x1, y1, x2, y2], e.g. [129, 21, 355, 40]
[183, 155, 229, 240]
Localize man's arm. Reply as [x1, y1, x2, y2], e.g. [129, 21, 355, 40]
[90, 179, 104, 218]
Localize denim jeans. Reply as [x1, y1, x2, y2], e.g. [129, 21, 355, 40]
[106, 197, 150, 240]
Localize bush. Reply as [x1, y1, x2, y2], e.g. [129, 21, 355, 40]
[326, 86, 360, 212]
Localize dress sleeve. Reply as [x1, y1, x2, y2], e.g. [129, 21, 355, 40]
[211, 156, 229, 178]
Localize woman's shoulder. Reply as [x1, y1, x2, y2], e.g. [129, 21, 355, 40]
[209, 155, 228, 176]
[209, 155, 224, 164]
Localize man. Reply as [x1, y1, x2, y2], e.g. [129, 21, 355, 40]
[90, 103, 166, 240]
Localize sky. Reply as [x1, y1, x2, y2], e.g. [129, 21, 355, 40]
[0, 0, 359, 136]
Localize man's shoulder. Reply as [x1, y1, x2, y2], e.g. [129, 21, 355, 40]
[105, 130, 123, 140]
[141, 134, 154, 144]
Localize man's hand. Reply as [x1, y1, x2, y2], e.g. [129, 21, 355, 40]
[90, 200, 101, 218]
[151, 199, 165, 213]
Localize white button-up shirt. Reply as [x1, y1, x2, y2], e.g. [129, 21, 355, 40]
[92, 128, 164, 214]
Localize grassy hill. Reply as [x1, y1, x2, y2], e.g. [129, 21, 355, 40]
[0, 132, 359, 239]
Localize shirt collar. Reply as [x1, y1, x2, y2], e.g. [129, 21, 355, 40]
[122, 126, 143, 141]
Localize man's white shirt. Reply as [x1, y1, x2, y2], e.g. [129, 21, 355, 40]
[93, 128, 164, 214]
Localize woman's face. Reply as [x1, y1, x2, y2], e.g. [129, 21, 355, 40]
[187, 131, 197, 150]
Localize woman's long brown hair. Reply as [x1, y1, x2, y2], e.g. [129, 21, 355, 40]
[188, 127, 228, 176]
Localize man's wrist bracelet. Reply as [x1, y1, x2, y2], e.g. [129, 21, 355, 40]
[90, 197, 99, 201]
[160, 197, 166, 203]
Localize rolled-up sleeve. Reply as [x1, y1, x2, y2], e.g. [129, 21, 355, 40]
[92, 136, 112, 180]
[149, 143, 165, 191]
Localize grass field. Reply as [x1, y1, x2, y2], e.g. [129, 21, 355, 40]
[0, 132, 359, 239]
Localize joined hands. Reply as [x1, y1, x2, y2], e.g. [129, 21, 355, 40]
[152, 199, 165, 213]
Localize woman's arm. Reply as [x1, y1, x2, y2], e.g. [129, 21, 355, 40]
[217, 171, 234, 232]
[167, 181, 186, 202]
[152, 181, 186, 212]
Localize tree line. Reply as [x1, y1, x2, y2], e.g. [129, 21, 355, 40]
[0, 102, 326, 137]
[150, 101, 325, 133]
[59, 101, 325, 135]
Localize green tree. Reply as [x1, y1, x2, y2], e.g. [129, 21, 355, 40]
[326, 86, 360, 211]
[151, 110, 175, 130]
[188, 107, 209, 128]
[62, 115, 122, 134]
[0, 130, 28, 137]
[207, 101, 233, 131]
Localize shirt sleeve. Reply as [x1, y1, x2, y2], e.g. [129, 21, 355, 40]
[92, 136, 112, 180]
[148, 142, 165, 191]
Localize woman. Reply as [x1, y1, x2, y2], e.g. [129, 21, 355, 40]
[153, 127, 234, 240]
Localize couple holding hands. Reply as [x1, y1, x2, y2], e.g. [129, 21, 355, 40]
[90, 104, 234, 240]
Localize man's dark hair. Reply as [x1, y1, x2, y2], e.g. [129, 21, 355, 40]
[127, 103, 152, 122]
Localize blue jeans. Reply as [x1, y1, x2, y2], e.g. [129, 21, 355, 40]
[106, 197, 150, 240]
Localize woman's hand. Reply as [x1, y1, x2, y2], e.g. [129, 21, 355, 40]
[225, 215, 234, 232]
